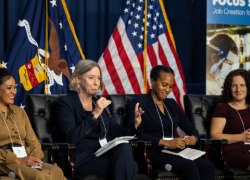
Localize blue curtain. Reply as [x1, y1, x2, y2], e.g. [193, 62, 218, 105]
[0, 0, 206, 92]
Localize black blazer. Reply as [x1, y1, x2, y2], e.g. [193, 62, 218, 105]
[127, 90, 199, 156]
[55, 92, 137, 162]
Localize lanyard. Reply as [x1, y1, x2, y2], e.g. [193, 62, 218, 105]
[232, 104, 249, 132]
[92, 101, 107, 139]
[152, 99, 173, 139]
[0, 110, 23, 147]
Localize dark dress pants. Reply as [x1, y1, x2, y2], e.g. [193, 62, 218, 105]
[76, 143, 138, 180]
[150, 154, 215, 180]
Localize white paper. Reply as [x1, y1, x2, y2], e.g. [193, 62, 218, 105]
[94, 136, 136, 156]
[162, 148, 205, 161]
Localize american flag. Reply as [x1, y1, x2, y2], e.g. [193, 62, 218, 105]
[98, 0, 187, 118]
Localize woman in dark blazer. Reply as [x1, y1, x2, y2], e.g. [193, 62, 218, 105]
[55, 60, 143, 180]
[127, 65, 215, 180]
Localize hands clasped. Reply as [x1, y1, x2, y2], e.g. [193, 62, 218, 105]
[240, 129, 250, 142]
[162, 136, 197, 149]
[15, 156, 43, 167]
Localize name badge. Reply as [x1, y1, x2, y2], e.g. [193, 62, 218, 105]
[163, 137, 174, 149]
[12, 146, 27, 158]
[99, 138, 108, 147]
[245, 142, 250, 145]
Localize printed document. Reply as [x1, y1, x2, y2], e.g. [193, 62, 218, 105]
[94, 136, 136, 157]
[162, 148, 205, 160]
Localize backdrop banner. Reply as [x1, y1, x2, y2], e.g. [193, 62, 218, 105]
[206, 0, 250, 95]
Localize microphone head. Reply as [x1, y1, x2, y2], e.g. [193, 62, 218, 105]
[8, 172, 16, 178]
[95, 90, 102, 97]
[164, 164, 172, 172]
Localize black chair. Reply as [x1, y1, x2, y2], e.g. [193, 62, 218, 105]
[106, 94, 181, 180]
[184, 94, 250, 180]
[25, 94, 151, 180]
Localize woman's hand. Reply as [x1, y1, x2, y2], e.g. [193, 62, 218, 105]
[184, 135, 197, 145]
[159, 138, 186, 149]
[240, 129, 250, 142]
[15, 156, 43, 166]
[92, 97, 111, 119]
[134, 103, 144, 129]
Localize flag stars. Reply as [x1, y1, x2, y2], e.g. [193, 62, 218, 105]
[147, 13, 152, 18]
[64, 43, 67, 51]
[154, 17, 157, 22]
[150, 33, 155, 39]
[152, 25, 157, 30]
[130, 11, 133, 16]
[1, 61, 7, 69]
[143, 18, 145, 23]
[20, 104, 25, 109]
[134, 23, 139, 28]
[159, 24, 163, 29]
[156, 12, 160, 17]
[139, 34, 143, 40]
[139, 0, 143, 2]
[124, 8, 129, 13]
[128, 20, 131, 25]
[147, 22, 150, 26]
[70, 64, 75, 73]
[149, 5, 153, 10]
[132, 3, 135, 7]
[141, 26, 144, 31]
[50, 0, 57, 7]
[59, 20, 62, 29]
[132, 31, 137, 37]
[135, 14, 140, 20]
[137, 6, 142, 11]
[138, 43, 142, 48]
[126, 0, 130, 5]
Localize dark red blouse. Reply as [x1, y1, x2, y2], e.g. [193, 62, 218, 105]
[212, 103, 250, 169]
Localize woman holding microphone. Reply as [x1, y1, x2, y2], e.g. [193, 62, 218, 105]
[55, 60, 144, 180]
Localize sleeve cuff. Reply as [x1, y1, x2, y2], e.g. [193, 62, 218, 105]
[87, 114, 99, 128]
[5, 150, 17, 164]
[130, 123, 138, 135]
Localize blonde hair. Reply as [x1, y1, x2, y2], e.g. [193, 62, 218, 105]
[70, 60, 104, 92]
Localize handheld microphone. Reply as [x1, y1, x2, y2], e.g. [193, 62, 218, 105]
[7, 172, 16, 178]
[164, 164, 172, 172]
[95, 90, 112, 118]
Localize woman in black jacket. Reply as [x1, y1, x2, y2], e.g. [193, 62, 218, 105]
[55, 60, 143, 180]
[127, 65, 215, 180]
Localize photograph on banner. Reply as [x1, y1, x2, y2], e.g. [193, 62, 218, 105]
[206, 0, 250, 95]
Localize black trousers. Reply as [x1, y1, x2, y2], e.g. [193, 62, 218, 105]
[76, 143, 138, 180]
[150, 154, 215, 180]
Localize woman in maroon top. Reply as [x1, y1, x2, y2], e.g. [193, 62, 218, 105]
[211, 69, 250, 170]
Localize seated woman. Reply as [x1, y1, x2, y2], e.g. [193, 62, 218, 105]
[0, 68, 66, 180]
[211, 69, 250, 170]
[127, 65, 215, 180]
[55, 60, 143, 180]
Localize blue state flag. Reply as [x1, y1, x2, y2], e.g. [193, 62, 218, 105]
[2, 0, 85, 109]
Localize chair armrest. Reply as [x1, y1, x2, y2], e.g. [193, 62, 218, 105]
[41, 143, 60, 150]
[130, 140, 152, 147]
[53, 143, 76, 150]
[197, 138, 228, 145]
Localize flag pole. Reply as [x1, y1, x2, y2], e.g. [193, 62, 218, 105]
[143, 0, 148, 94]
[159, 0, 176, 51]
[44, 0, 49, 94]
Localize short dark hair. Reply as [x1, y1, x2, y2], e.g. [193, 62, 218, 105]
[150, 65, 175, 81]
[221, 69, 250, 103]
[0, 68, 14, 86]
